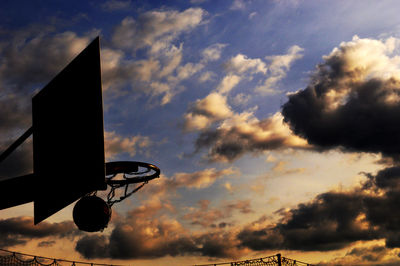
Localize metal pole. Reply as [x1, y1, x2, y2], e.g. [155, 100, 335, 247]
[277, 254, 281, 266]
[0, 126, 33, 164]
[0, 173, 36, 210]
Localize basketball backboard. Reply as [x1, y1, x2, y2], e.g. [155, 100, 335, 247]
[0, 37, 107, 224]
[32, 37, 107, 224]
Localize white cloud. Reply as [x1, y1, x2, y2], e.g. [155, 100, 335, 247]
[184, 92, 233, 131]
[149, 82, 174, 105]
[323, 36, 400, 85]
[176, 62, 204, 81]
[216, 74, 241, 94]
[202, 43, 228, 62]
[198, 71, 215, 83]
[104, 131, 152, 159]
[249, 12, 257, 19]
[183, 46, 305, 160]
[111, 8, 205, 54]
[130, 59, 160, 82]
[101, 8, 208, 104]
[256, 76, 282, 95]
[101, 45, 186, 104]
[158, 44, 183, 78]
[224, 54, 267, 75]
[143, 167, 239, 199]
[271, 160, 305, 175]
[170, 167, 238, 189]
[231, 0, 246, 10]
[267, 45, 304, 75]
[232, 93, 251, 106]
[256, 45, 304, 94]
[101, 53, 160, 91]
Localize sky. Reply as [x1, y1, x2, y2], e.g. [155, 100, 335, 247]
[3, 0, 400, 265]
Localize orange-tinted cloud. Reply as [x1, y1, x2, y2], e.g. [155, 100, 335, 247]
[183, 199, 252, 228]
[104, 131, 152, 160]
[0, 216, 80, 248]
[195, 112, 309, 162]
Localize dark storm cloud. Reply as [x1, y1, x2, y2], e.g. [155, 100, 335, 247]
[0, 138, 32, 179]
[0, 236, 25, 248]
[75, 206, 244, 259]
[75, 235, 109, 259]
[0, 97, 32, 180]
[278, 192, 378, 251]
[282, 37, 400, 159]
[238, 165, 400, 252]
[0, 30, 92, 91]
[366, 166, 400, 190]
[75, 226, 242, 259]
[0, 96, 31, 135]
[0, 216, 80, 248]
[0, 28, 95, 125]
[237, 227, 283, 251]
[238, 191, 379, 252]
[0, 95, 32, 179]
[106, 225, 199, 259]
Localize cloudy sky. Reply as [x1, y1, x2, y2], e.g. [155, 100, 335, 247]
[2, 0, 400, 265]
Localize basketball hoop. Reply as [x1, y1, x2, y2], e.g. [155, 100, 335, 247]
[105, 161, 160, 185]
[105, 161, 160, 207]
[71, 161, 160, 232]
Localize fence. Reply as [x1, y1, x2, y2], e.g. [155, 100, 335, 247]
[0, 249, 123, 266]
[194, 253, 315, 266]
[0, 249, 314, 266]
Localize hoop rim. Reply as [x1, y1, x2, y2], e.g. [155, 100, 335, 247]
[105, 161, 160, 186]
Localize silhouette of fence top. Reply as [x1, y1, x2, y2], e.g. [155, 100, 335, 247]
[194, 253, 315, 266]
[0, 249, 315, 266]
[0, 249, 125, 266]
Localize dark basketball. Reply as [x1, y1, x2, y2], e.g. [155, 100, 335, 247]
[73, 195, 111, 232]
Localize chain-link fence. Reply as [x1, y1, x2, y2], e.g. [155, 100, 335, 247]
[0, 249, 315, 266]
[194, 254, 315, 266]
[0, 249, 123, 266]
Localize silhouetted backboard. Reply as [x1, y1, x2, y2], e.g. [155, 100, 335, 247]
[32, 37, 106, 224]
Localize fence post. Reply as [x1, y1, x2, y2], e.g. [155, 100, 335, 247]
[277, 253, 282, 266]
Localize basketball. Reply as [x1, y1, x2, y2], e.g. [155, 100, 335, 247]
[73, 195, 112, 232]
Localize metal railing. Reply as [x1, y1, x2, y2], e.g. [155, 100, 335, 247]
[0, 249, 124, 266]
[194, 253, 315, 266]
[0, 249, 315, 266]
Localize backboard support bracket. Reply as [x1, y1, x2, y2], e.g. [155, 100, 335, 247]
[0, 127, 35, 209]
[0, 127, 33, 164]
